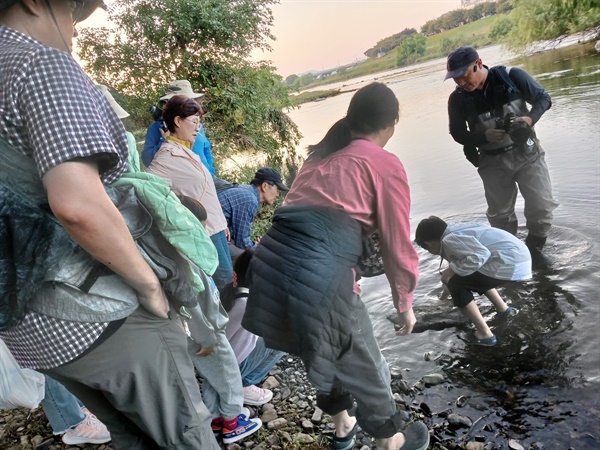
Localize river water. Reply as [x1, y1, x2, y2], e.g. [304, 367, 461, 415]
[288, 43, 600, 448]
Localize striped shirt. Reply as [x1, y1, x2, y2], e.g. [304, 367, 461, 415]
[0, 26, 128, 369]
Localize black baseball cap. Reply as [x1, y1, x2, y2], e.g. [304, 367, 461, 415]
[444, 46, 480, 81]
[253, 167, 289, 191]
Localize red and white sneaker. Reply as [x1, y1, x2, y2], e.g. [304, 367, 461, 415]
[62, 409, 111, 445]
[242, 384, 273, 406]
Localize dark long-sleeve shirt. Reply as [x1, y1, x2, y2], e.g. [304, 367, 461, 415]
[448, 66, 552, 149]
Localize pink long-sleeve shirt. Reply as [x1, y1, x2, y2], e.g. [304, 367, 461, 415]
[284, 138, 418, 312]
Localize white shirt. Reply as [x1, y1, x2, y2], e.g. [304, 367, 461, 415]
[442, 222, 532, 281]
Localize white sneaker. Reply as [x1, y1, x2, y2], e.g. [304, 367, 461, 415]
[243, 384, 273, 406]
[62, 409, 111, 445]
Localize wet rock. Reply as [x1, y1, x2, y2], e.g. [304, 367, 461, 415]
[424, 352, 432, 361]
[456, 395, 469, 407]
[422, 373, 445, 385]
[508, 439, 525, 450]
[437, 408, 453, 418]
[419, 402, 432, 416]
[395, 379, 412, 395]
[465, 442, 485, 450]
[447, 413, 473, 428]
[266, 417, 287, 430]
[413, 380, 425, 391]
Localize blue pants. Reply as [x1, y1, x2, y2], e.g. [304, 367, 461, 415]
[42, 376, 85, 434]
[239, 337, 284, 387]
[189, 331, 243, 419]
[210, 231, 233, 289]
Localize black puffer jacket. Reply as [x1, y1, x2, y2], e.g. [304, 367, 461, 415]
[243, 205, 363, 368]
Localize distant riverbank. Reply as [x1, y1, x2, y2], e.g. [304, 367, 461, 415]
[291, 26, 600, 107]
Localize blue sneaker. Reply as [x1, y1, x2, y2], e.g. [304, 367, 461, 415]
[222, 414, 262, 444]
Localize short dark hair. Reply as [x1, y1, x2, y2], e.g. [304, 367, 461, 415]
[415, 216, 447, 249]
[178, 195, 207, 222]
[162, 95, 201, 133]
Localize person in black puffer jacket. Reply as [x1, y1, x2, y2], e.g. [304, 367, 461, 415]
[244, 83, 429, 450]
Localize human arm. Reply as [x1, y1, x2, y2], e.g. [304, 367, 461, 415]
[508, 67, 552, 125]
[443, 234, 491, 277]
[440, 267, 456, 284]
[141, 122, 165, 167]
[199, 127, 216, 176]
[191, 129, 216, 176]
[43, 160, 169, 318]
[448, 90, 489, 149]
[375, 158, 419, 327]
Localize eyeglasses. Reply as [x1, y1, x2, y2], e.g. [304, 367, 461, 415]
[184, 118, 202, 129]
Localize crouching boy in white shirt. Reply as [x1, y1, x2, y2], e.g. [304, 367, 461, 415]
[415, 216, 532, 346]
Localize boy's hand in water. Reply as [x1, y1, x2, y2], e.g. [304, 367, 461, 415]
[395, 307, 416, 336]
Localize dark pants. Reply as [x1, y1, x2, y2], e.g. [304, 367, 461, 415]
[44, 307, 219, 450]
[447, 271, 506, 308]
[311, 295, 403, 439]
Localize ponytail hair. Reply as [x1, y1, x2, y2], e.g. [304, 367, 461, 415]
[307, 82, 399, 159]
[307, 117, 352, 159]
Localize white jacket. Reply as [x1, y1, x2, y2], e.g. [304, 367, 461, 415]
[441, 223, 532, 281]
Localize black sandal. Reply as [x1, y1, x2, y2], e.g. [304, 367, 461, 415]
[332, 422, 359, 450]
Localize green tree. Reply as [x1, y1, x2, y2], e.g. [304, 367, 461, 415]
[77, 0, 300, 174]
[489, 16, 513, 41]
[506, 0, 600, 49]
[396, 33, 426, 66]
[285, 74, 299, 85]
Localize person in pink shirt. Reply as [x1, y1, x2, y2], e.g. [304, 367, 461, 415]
[243, 83, 428, 450]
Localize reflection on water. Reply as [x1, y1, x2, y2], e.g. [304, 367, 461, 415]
[289, 42, 600, 447]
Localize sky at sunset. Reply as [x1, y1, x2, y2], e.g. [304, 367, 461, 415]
[81, 0, 461, 77]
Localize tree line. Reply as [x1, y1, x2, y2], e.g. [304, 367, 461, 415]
[79, 0, 599, 180]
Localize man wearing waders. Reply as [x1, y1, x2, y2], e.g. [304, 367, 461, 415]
[446, 46, 558, 268]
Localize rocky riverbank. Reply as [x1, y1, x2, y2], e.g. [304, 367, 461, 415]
[1, 354, 542, 450]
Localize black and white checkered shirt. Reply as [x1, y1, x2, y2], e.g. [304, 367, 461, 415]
[0, 26, 129, 369]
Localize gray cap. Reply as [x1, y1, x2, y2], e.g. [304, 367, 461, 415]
[444, 46, 479, 81]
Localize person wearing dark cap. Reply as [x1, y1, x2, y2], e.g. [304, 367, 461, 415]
[218, 167, 289, 260]
[445, 46, 558, 267]
[0, 1, 219, 448]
